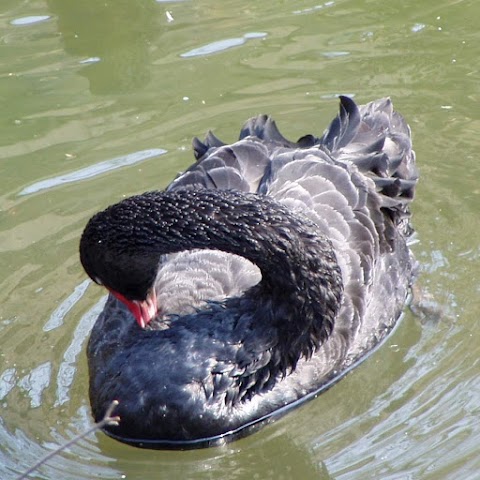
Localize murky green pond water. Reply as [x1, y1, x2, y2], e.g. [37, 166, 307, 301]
[1, 1, 479, 479]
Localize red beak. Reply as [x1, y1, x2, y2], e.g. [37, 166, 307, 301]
[109, 289, 158, 328]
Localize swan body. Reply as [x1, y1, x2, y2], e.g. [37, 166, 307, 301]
[80, 96, 417, 449]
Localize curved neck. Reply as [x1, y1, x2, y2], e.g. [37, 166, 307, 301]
[82, 189, 343, 357]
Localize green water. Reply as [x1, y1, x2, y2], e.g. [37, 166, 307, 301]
[1, 1, 479, 478]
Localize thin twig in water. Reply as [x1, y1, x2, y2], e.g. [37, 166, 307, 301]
[16, 400, 120, 480]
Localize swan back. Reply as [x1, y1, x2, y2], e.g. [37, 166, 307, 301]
[158, 96, 416, 326]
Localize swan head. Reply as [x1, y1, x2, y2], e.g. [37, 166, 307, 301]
[79, 201, 162, 328]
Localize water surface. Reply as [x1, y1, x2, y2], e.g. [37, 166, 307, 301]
[1, 0, 479, 478]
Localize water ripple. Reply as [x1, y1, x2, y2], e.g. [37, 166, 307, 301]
[18, 362, 52, 409]
[10, 16, 51, 26]
[181, 32, 267, 58]
[18, 148, 167, 196]
[55, 297, 107, 407]
[43, 280, 91, 332]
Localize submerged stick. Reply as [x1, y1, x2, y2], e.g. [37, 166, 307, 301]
[17, 400, 120, 480]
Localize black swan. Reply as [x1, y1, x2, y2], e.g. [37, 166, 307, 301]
[80, 96, 417, 449]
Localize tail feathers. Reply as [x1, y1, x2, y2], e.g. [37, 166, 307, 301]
[239, 115, 297, 147]
[321, 96, 417, 238]
[193, 131, 225, 160]
[192, 114, 297, 162]
[170, 141, 271, 193]
[180, 95, 417, 243]
[320, 95, 361, 151]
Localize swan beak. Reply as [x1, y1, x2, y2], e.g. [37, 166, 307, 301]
[133, 291, 158, 328]
[109, 289, 158, 329]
